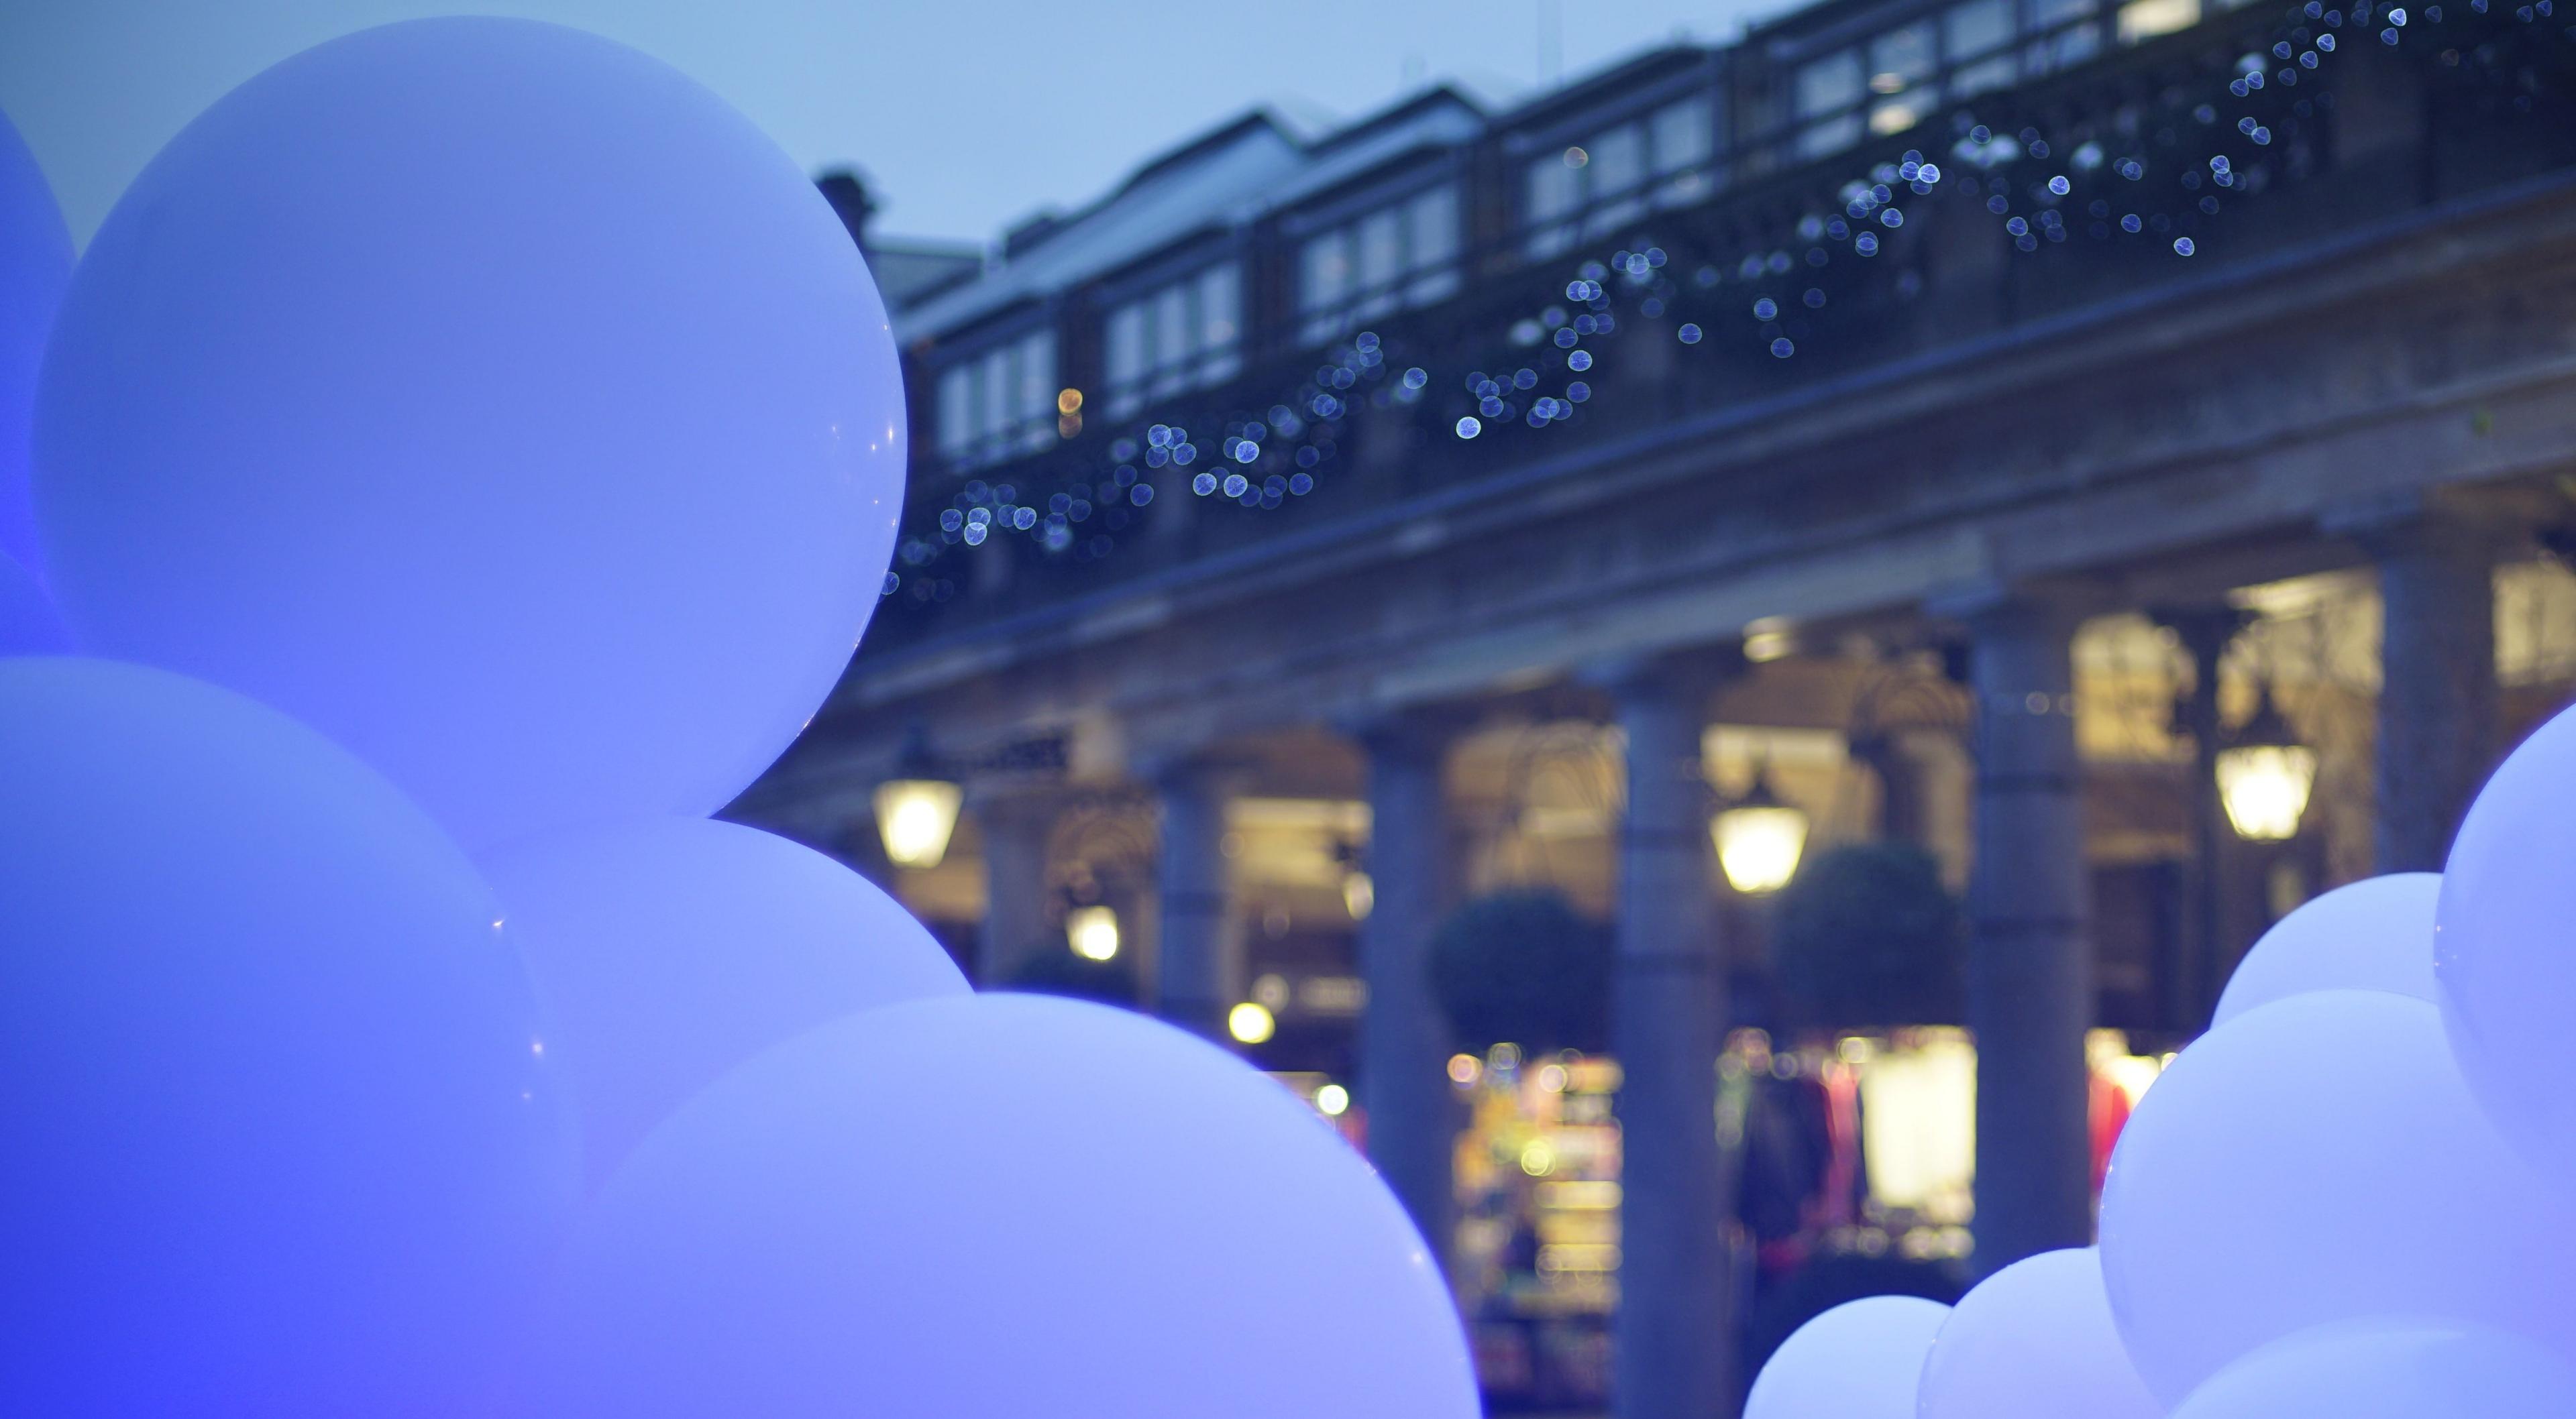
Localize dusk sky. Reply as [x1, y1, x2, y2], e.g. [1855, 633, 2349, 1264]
[1, 1, 1784, 250]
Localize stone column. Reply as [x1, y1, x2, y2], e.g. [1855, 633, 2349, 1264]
[1601, 657, 1732, 1419]
[1353, 712, 1464, 1259]
[1962, 597, 2097, 1275]
[2369, 514, 2500, 872]
[1155, 759, 1242, 1041]
[2159, 606, 2244, 1032]
[973, 794, 1057, 988]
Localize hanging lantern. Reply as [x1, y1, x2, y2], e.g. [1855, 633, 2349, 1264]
[1066, 904, 1120, 962]
[872, 727, 962, 868]
[2216, 687, 2316, 842]
[1713, 765, 1811, 895]
[1342, 870, 1375, 920]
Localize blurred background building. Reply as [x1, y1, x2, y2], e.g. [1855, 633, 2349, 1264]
[732, 2, 2576, 1414]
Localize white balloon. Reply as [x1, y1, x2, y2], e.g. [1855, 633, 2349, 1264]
[1746, 1296, 1951, 1419]
[1915, 1248, 2159, 1419]
[530, 995, 1478, 1418]
[479, 817, 968, 1190]
[0, 548, 69, 653]
[34, 18, 903, 854]
[2099, 990, 2576, 1406]
[0, 105, 73, 574]
[2441, 701, 2576, 1184]
[2212, 872, 2438, 1025]
[0, 658, 576, 1414]
[2173, 1319, 2576, 1419]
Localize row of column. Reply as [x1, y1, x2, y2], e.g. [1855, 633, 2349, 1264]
[949, 508, 2500, 1419]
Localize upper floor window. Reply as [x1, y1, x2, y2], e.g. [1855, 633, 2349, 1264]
[934, 328, 1057, 471]
[1103, 262, 1242, 420]
[2027, 0, 2106, 72]
[1791, 0, 2125, 163]
[1297, 183, 1461, 346]
[1947, 0, 2020, 99]
[1522, 94, 1719, 260]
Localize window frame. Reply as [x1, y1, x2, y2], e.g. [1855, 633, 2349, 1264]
[1784, 0, 2120, 163]
[1515, 89, 1725, 260]
[1293, 179, 1465, 347]
[1099, 259, 1246, 420]
[932, 323, 1058, 473]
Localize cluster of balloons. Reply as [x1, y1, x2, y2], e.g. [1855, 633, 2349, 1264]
[1748, 722, 2576, 1416]
[0, 18, 1474, 1417]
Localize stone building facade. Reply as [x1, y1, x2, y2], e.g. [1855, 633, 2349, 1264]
[739, 4, 2576, 1414]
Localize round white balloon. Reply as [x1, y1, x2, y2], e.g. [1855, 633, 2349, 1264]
[0, 549, 69, 653]
[531, 994, 1478, 1418]
[2172, 1319, 2576, 1419]
[0, 106, 72, 574]
[2440, 701, 2576, 1183]
[1745, 1296, 1950, 1419]
[0, 658, 576, 1415]
[2099, 990, 2576, 1406]
[480, 817, 968, 1190]
[1916, 1248, 2159, 1419]
[33, 18, 904, 853]
[2212, 872, 2438, 1025]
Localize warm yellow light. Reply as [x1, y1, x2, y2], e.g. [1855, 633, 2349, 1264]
[2216, 744, 2316, 841]
[1519, 1137, 1558, 1176]
[1342, 870, 1375, 920]
[872, 778, 963, 868]
[1067, 905, 1119, 962]
[1314, 1082, 1350, 1116]
[1057, 387, 1083, 415]
[1859, 1029, 1976, 1219]
[1535, 1062, 1568, 1093]
[1868, 101, 1923, 135]
[1446, 1053, 1482, 1086]
[1228, 1001, 1276, 1045]
[1714, 803, 1809, 895]
[2117, 0, 2202, 42]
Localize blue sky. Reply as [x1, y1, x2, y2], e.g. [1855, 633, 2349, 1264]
[0, 1, 1784, 249]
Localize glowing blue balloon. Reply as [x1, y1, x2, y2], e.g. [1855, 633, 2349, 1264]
[1916, 1249, 2160, 1419]
[0, 549, 69, 653]
[2171, 1320, 2576, 1419]
[0, 107, 73, 575]
[531, 995, 1478, 1418]
[0, 657, 576, 1415]
[2441, 703, 2576, 1186]
[1744, 1296, 1949, 1419]
[2212, 872, 2438, 1025]
[478, 817, 968, 1190]
[33, 19, 904, 854]
[2100, 990, 2576, 1407]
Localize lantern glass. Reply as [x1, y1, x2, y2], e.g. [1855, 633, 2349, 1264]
[1067, 904, 1120, 961]
[872, 778, 963, 868]
[1227, 1001, 1277, 1045]
[2216, 743, 2316, 841]
[1713, 803, 1809, 895]
[1342, 870, 1375, 920]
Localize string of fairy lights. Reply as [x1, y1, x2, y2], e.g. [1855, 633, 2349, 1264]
[885, 0, 2574, 614]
